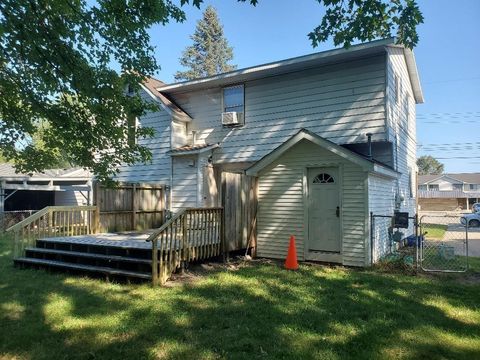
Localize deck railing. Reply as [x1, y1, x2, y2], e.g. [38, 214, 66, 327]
[7, 206, 99, 258]
[146, 207, 224, 286]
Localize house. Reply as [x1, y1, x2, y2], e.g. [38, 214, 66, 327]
[0, 163, 92, 228]
[418, 173, 480, 211]
[116, 38, 423, 266]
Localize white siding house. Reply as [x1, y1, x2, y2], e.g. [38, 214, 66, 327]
[116, 38, 423, 266]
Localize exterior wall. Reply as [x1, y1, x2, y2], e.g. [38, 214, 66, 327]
[368, 175, 396, 262]
[171, 120, 187, 148]
[54, 189, 88, 206]
[385, 47, 417, 222]
[170, 55, 387, 167]
[115, 89, 173, 184]
[171, 156, 198, 213]
[419, 198, 464, 211]
[256, 139, 368, 266]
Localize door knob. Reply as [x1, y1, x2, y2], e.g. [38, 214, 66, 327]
[336, 206, 340, 217]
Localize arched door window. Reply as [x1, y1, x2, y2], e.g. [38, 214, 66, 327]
[312, 173, 335, 184]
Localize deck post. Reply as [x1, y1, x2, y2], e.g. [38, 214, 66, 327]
[93, 206, 100, 234]
[152, 238, 158, 286]
[221, 208, 227, 262]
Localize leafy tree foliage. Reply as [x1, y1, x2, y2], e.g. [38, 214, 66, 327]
[417, 155, 444, 175]
[174, 6, 236, 81]
[308, 0, 424, 49]
[0, 0, 423, 182]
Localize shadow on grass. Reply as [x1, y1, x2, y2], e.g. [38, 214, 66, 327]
[0, 236, 479, 360]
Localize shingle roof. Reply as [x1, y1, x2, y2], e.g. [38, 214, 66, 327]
[0, 163, 91, 180]
[418, 173, 480, 184]
[142, 77, 191, 120]
[168, 143, 219, 155]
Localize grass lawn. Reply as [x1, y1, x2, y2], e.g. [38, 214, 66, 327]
[1, 234, 479, 360]
[422, 223, 448, 240]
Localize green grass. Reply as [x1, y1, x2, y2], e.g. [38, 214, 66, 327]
[422, 223, 448, 240]
[1, 234, 480, 360]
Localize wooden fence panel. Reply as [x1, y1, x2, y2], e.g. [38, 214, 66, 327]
[221, 172, 257, 252]
[94, 182, 164, 232]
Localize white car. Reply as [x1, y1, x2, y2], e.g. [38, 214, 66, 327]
[461, 212, 480, 227]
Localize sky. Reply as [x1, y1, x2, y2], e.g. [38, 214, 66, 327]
[148, 0, 480, 173]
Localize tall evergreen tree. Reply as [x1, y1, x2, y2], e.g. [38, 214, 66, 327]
[175, 6, 236, 81]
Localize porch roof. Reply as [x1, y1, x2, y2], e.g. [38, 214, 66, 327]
[245, 129, 399, 179]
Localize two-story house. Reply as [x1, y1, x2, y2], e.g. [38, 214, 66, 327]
[116, 38, 423, 267]
[418, 173, 480, 211]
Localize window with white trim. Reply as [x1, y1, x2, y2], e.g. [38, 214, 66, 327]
[223, 85, 244, 113]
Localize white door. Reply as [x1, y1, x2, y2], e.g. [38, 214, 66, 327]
[308, 167, 341, 253]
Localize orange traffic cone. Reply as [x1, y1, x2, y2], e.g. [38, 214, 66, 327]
[285, 235, 299, 270]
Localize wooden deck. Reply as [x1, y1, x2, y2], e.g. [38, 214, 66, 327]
[39, 232, 154, 249]
[11, 207, 225, 285]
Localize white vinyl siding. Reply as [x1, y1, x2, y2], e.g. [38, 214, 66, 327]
[115, 89, 172, 184]
[171, 156, 198, 213]
[170, 55, 387, 166]
[368, 175, 396, 262]
[256, 139, 368, 266]
[54, 189, 89, 207]
[386, 47, 417, 223]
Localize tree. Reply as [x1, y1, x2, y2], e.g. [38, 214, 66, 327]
[308, 0, 424, 49]
[0, 0, 423, 182]
[417, 156, 444, 175]
[174, 6, 236, 81]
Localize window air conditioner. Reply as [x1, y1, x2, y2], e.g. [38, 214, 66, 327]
[221, 112, 244, 126]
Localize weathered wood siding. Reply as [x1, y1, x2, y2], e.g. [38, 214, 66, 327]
[221, 172, 257, 252]
[385, 47, 417, 238]
[170, 55, 387, 167]
[115, 89, 172, 184]
[257, 139, 367, 266]
[94, 183, 164, 232]
[368, 174, 396, 262]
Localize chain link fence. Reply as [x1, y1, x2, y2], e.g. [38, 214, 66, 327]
[419, 214, 469, 272]
[370, 213, 418, 272]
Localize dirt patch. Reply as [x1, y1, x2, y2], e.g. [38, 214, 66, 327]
[164, 256, 275, 287]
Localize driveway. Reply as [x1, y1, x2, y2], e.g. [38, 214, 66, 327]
[419, 211, 480, 258]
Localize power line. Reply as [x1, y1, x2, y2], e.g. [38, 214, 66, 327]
[432, 156, 480, 160]
[417, 111, 480, 117]
[423, 76, 480, 85]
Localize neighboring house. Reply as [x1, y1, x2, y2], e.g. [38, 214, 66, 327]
[0, 163, 92, 216]
[418, 173, 480, 211]
[116, 38, 423, 266]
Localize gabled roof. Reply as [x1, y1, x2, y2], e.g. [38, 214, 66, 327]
[0, 163, 91, 181]
[245, 129, 399, 179]
[157, 38, 423, 104]
[418, 173, 480, 185]
[141, 77, 191, 121]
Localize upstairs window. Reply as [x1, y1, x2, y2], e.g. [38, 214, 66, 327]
[453, 184, 463, 191]
[418, 185, 427, 191]
[469, 184, 478, 191]
[428, 184, 439, 191]
[223, 85, 244, 114]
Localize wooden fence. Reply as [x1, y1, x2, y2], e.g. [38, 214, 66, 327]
[94, 182, 164, 232]
[7, 206, 99, 258]
[147, 207, 224, 286]
[221, 172, 258, 253]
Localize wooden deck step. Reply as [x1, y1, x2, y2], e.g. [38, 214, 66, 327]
[14, 257, 152, 280]
[25, 247, 152, 265]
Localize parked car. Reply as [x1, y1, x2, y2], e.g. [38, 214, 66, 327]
[460, 212, 480, 227]
[472, 203, 480, 213]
